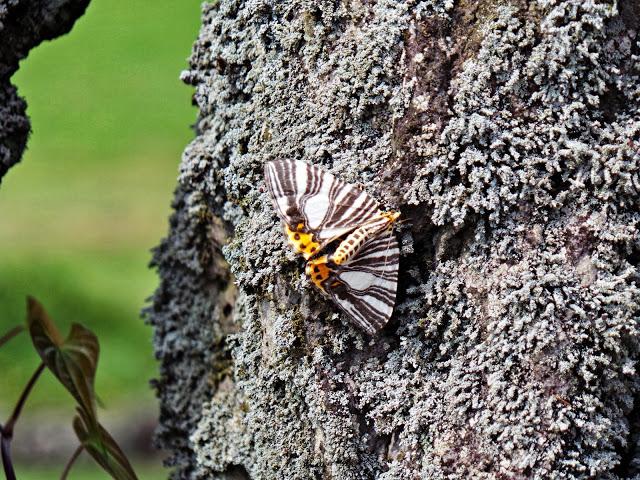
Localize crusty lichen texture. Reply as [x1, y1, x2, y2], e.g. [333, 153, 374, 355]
[150, 0, 640, 478]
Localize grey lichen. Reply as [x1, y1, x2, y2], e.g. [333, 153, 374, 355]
[151, 0, 640, 478]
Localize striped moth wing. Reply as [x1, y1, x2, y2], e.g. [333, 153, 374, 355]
[321, 229, 399, 334]
[264, 160, 381, 259]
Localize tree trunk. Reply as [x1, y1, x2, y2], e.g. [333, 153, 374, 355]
[0, 0, 91, 181]
[149, 1, 640, 478]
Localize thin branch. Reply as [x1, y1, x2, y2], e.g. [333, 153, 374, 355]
[0, 362, 46, 480]
[60, 444, 84, 480]
[4, 362, 46, 435]
[0, 326, 24, 349]
[1, 434, 16, 480]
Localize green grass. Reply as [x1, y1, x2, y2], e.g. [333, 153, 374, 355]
[13, 460, 167, 480]
[0, 249, 158, 408]
[0, 0, 203, 414]
[9, 0, 201, 166]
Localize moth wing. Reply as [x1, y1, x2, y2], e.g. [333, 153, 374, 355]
[326, 229, 399, 334]
[264, 159, 381, 244]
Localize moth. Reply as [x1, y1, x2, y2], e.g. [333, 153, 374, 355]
[264, 159, 400, 334]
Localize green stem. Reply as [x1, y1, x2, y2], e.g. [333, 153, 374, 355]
[0, 433, 16, 480]
[60, 444, 84, 480]
[1, 362, 46, 480]
[0, 326, 24, 349]
[4, 362, 45, 434]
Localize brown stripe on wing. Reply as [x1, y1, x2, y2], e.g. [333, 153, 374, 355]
[320, 172, 344, 227]
[299, 160, 328, 228]
[339, 235, 399, 279]
[326, 188, 380, 230]
[331, 287, 390, 334]
[264, 160, 305, 227]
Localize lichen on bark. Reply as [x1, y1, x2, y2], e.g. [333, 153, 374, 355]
[150, 0, 640, 478]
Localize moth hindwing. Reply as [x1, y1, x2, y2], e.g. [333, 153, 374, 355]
[264, 159, 400, 334]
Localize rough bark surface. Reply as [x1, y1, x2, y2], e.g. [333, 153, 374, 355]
[150, 1, 640, 478]
[0, 0, 91, 181]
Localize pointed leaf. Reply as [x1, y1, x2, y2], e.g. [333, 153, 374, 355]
[26, 296, 99, 419]
[73, 409, 138, 480]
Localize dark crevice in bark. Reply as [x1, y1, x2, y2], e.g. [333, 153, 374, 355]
[223, 464, 251, 480]
[618, 0, 640, 32]
[601, 83, 627, 123]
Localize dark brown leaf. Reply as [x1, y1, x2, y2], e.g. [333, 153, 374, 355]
[73, 409, 138, 480]
[26, 296, 99, 419]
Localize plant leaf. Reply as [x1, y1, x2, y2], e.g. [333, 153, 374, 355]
[26, 296, 99, 419]
[73, 409, 138, 480]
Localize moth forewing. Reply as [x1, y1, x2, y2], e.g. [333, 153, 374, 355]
[264, 159, 381, 242]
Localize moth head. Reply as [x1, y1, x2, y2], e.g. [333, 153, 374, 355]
[382, 211, 401, 223]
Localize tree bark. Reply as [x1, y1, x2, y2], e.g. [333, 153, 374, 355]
[0, 0, 91, 181]
[150, 1, 640, 478]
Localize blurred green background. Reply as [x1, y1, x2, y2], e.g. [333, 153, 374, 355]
[0, 0, 202, 477]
